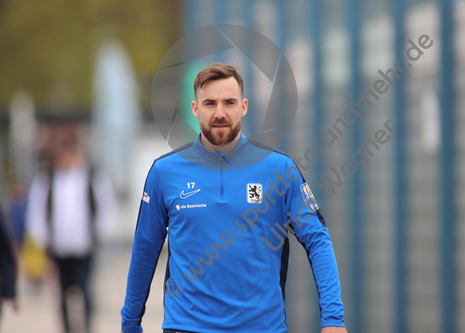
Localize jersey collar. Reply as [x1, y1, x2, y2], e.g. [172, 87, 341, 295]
[193, 132, 248, 167]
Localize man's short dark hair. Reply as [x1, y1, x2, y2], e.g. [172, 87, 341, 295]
[193, 63, 244, 100]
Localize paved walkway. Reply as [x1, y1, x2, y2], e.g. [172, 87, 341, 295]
[1, 244, 168, 333]
[2, 238, 316, 333]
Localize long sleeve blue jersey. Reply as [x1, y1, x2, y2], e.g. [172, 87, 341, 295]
[121, 134, 345, 333]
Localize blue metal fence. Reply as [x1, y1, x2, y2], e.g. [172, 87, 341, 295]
[439, 1, 457, 332]
[393, 0, 408, 332]
[182, 0, 459, 331]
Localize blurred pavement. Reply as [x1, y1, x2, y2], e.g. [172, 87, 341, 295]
[1, 244, 168, 333]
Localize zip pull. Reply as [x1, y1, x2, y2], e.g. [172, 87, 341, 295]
[221, 156, 234, 169]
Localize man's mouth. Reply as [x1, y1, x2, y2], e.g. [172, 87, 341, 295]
[212, 124, 229, 129]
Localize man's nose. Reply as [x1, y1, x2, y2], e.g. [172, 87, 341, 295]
[214, 103, 226, 118]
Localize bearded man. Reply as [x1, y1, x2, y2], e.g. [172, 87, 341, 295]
[121, 63, 347, 333]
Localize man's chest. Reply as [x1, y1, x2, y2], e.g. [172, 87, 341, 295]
[160, 167, 285, 232]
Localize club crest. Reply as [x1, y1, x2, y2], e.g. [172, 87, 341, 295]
[247, 183, 263, 204]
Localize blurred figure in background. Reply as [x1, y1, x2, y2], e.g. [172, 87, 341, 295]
[7, 182, 27, 248]
[26, 133, 115, 333]
[21, 149, 54, 292]
[0, 200, 19, 329]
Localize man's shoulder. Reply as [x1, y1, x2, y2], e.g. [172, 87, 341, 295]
[153, 141, 195, 166]
[246, 137, 287, 156]
[245, 137, 293, 164]
[143, 141, 199, 188]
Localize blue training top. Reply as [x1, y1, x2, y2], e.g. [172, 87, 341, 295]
[121, 134, 345, 333]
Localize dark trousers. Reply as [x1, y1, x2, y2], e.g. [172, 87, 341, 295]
[53, 255, 93, 333]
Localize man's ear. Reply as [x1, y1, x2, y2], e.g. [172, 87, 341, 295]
[241, 98, 248, 117]
[192, 100, 199, 118]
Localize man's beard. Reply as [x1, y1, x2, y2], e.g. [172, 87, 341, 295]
[200, 119, 241, 146]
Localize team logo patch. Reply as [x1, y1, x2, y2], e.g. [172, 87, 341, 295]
[142, 192, 150, 203]
[247, 183, 263, 204]
[300, 183, 319, 214]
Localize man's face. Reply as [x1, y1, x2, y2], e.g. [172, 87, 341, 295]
[55, 145, 79, 170]
[192, 77, 248, 146]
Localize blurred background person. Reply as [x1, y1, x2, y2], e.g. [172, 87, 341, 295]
[0, 199, 19, 330]
[25, 131, 115, 333]
[7, 182, 27, 249]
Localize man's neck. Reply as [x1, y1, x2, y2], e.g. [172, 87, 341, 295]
[200, 133, 241, 154]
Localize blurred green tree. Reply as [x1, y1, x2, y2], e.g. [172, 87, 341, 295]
[0, 0, 181, 115]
